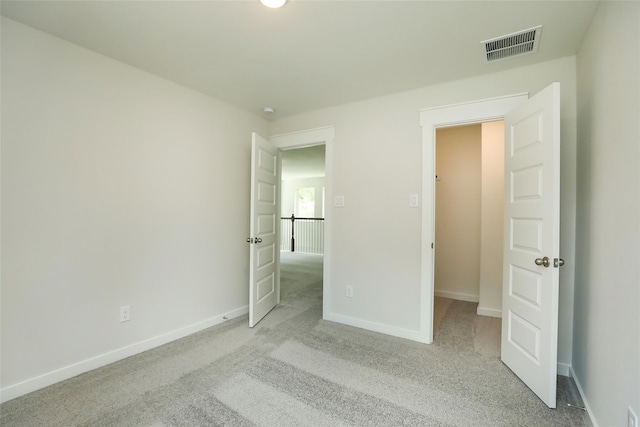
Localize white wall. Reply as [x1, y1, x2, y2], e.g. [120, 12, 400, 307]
[0, 12, 592, 404]
[270, 55, 577, 368]
[281, 177, 325, 218]
[574, 2, 640, 426]
[434, 125, 481, 302]
[478, 121, 504, 317]
[0, 18, 268, 399]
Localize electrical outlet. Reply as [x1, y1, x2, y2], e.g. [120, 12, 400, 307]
[120, 305, 130, 323]
[346, 286, 353, 298]
[629, 407, 638, 427]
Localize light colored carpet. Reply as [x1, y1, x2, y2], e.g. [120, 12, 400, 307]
[1, 252, 587, 426]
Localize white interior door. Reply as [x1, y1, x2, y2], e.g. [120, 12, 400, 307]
[248, 132, 279, 327]
[501, 83, 561, 408]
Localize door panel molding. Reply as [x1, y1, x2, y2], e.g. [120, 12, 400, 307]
[501, 82, 560, 408]
[249, 133, 279, 327]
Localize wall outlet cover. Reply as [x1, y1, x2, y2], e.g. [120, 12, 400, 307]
[120, 305, 131, 322]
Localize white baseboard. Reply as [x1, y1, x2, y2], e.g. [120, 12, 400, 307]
[324, 312, 427, 344]
[0, 305, 249, 404]
[434, 290, 479, 303]
[569, 366, 599, 427]
[476, 306, 502, 318]
[557, 362, 571, 377]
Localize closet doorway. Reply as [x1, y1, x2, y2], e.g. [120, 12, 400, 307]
[433, 121, 504, 350]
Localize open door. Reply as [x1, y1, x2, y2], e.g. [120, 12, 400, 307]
[501, 83, 561, 408]
[248, 132, 279, 327]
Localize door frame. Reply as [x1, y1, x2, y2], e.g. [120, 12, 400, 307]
[270, 126, 335, 318]
[419, 94, 528, 343]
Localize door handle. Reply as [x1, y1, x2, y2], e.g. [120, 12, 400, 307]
[246, 237, 254, 243]
[554, 258, 565, 268]
[246, 237, 262, 244]
[535, 256, 550, 268]
[255, 237, 263, 243]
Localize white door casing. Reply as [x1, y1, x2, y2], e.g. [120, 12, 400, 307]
[420, 93, 528, 343]
[270, 126, 335, 320]
[501, 82, 561, 408]
[249, 132, 279, 327]
[420, 84, 561, 408]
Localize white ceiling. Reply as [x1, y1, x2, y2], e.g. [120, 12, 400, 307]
[1, 0, 599, 119]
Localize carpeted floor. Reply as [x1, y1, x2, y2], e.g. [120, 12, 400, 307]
[1, 252, 587, 426]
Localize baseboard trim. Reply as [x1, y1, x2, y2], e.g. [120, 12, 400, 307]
[324, 312, 427, 344]
[557, 362, 571, 377]
[476, 306, 502, 318]
[569, 366, 599, 427]
[0, 305, 249, 404]
[434, 290, 479, 303]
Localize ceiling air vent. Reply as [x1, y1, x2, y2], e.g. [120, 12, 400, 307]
[482, 25, 542, 63]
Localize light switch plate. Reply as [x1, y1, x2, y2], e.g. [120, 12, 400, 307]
[409, 194, 419, 207]
[334, 196, 345, 208]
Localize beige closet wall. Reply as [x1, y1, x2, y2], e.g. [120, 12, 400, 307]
[435, 125, 482, 301]
[478, 121, 504, 317]
[434, 122, 504, 313]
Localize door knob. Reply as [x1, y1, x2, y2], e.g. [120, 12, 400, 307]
[246, 237, 253, 243]
[255, 237, 263, 243]
[535, 256, 550, 268]
[554, 258, 565, 268]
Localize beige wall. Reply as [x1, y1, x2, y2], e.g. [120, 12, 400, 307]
[478, 121, 504, 317]
[270, 55, 577, 367]
[433, 122, 504, 314]
[434, 125, 482, 302]
[574, 2, 640, 426]
[1, 18, 268, 396]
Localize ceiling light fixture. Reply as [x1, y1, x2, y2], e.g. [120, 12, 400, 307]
[260, 0, 287, 8]
[263, 106, 276, 115]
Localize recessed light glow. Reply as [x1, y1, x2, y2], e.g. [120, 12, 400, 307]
[260, 0, 287, 8]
